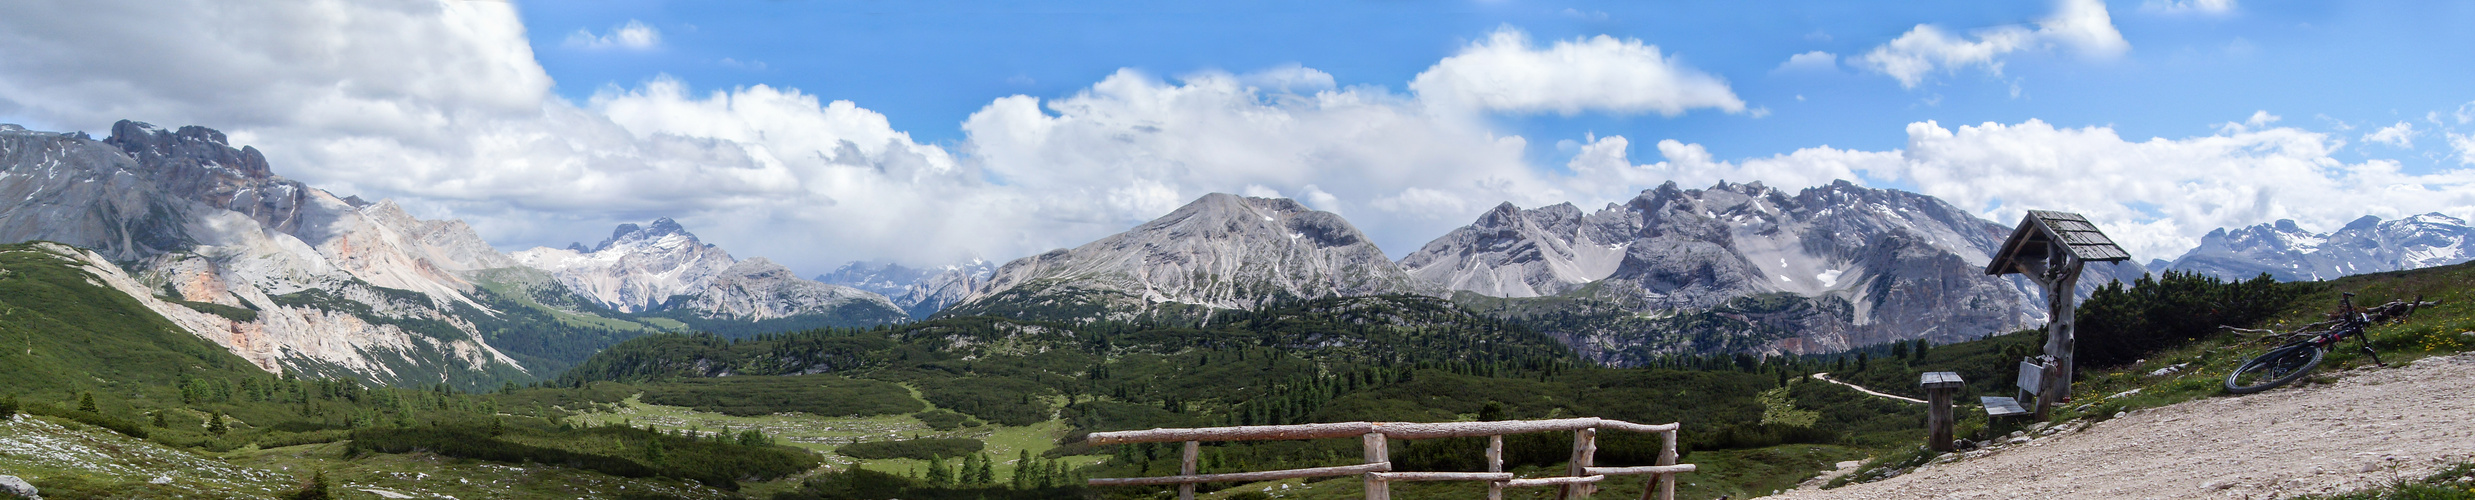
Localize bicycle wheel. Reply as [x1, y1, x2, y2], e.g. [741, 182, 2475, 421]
[2224, 343, 2324, 394]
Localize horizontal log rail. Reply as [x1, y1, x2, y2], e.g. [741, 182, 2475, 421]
[1085, 418, 1692, 500]
[1086, 462, 1392, 486]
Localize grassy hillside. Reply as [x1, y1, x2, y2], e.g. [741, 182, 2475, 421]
[0, 243, 270, 402]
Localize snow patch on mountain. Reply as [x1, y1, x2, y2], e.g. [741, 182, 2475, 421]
[2165, 214, 2474, 281]
[817, 259, 996, 318]
[513, 218, 905, 322]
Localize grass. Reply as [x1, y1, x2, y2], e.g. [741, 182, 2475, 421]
[2292, 462, 2475, 500]
[2048, 267, 2475, 425]
[1816, 261, 2475, 491]
[1172, 444, 1863, 500]
[559, 392, 1112, 494]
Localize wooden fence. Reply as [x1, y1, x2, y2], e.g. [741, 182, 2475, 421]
[1085, 417, 1695, 500]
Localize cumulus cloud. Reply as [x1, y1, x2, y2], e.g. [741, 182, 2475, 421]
[962, 68, 1565, 247]
[1855, 0, 2129, 88]
[1552, 118, 2475, 261]
[1410, 28, 1744, 116]
[564, 20, 661, 50]
[6, 0, 2465, 273]
[2363, 121, 2418, 148]
[0, 1, 1005, 270]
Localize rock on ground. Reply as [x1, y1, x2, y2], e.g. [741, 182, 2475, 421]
[0, 474, 39, 499]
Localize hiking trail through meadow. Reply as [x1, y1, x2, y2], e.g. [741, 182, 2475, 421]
[1764, 352, 2475, 499]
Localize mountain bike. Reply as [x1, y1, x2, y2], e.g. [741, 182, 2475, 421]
[2224, 293, 2389, 394]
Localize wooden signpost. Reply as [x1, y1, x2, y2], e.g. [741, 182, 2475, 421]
[1984, 211, 2130, 420]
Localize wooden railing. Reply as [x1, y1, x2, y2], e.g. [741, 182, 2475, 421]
[1086, 417, 1694, 500]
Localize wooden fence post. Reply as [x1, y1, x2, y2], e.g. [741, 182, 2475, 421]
[1646, 428, 1678, 500]
[1180, 440, 1200, 500]
[1488, 434, 1505, 500]
[1564, 427, 1597, 499]
[1363, 432, 1390, 500]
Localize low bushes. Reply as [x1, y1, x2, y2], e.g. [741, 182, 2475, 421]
[639, 374, 921, 417]
[835, 437, 985, 460]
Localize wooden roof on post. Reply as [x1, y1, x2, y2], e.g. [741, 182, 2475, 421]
[1985, 210, 2130, 275]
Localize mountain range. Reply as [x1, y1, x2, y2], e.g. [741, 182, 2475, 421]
[2157, 214, 2474, 282]
[0, 121, 903, 388]
[815, 259, 997, 318]
[512, 218, 904, 323]
[940, 193, 1437, 321]
[1404, 180, 2142, 361]
[14, 119, 2468, 381]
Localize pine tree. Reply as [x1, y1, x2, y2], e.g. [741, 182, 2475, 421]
[976, 452, 996, 484]
[77, 392, 97, 413]
[643, 436, 667, 463]
[207, 411, 228, 435]
[1012, 449, 1032, 488]
[926, 455, 953, 486]
[152, 410, 167, 428]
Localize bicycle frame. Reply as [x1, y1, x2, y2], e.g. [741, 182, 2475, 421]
[2301, 293, 2384, 366]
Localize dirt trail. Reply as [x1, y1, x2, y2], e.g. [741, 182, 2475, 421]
[1811, 373, 1926, 404]
[1765, 352, 2475, 500]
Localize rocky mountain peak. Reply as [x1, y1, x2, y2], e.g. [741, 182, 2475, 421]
[592, 217, 697, 252]
[105, 120, 273, 181]
[2165, 213, 2474, 281]
[818, 259, 999, 318]
[953, 192, 1432, 318]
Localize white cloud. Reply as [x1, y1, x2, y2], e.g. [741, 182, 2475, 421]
[2363, 121, 2418, 148]
[961, 68, 1566, 250]
[564, 20, 661, 50]
[2457, 101, 2475, 124]
[1237, 63, 1336, 94]
[2217, 109, 2281, 134]
[2142, 0, 2237, 15]
[2449, 132, 2475, 165]
[1774, 51, 1839, 73]
[5, 2, 2466, 274]
[1410, 27, 1744, 116]
[1554, 119, 2475, 261]
[1855, 0, 2129, 88]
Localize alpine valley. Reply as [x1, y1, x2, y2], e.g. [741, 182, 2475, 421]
[8, 120, 2475, 500]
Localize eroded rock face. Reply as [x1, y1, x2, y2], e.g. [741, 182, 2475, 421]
[514, 219, 905, 322]
[1399, 202, 1633, 298]
[953, 193, 1437, 320]
[512, 218, 738, 313]
[816, 259, 995, 318]
[675, 258, 904, 321]
[2165, 214, 2475, 282]
[2, 122, 527, 385]
[1411, 180, 2144, 359]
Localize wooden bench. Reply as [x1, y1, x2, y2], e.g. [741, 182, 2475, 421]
[1979, 358, 2043, 418]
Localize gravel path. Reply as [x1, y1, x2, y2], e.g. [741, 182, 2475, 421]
[1811, 373, 1926, 404]
[1765, 352, 2475, 500]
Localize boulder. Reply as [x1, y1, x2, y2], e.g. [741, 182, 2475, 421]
[0, 475, 40, 499]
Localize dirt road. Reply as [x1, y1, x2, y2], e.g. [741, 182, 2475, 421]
[1811, 373, 1925, 404]
[1765, 352, 2475, 499]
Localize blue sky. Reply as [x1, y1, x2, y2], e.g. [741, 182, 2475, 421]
[1, 1, 2471, 273]
[518, 1, 2472, 173]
